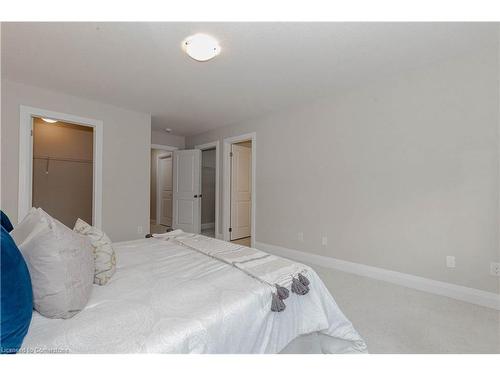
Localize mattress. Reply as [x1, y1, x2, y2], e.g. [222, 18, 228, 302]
[21, 237, 367, 353]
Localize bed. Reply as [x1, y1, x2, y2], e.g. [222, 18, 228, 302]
[21, 235, 367, 354]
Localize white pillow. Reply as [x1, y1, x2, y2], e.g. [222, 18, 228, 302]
[74, 218, 116, 285]
[10, 207, 41, 246]
[12, 208, 94, 319]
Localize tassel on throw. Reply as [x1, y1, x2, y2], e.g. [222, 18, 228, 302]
[298, 273, 310, 286]
[291, 276, 309, 295]
[275, 284, 289, 300]
[271, 292, 286, 312]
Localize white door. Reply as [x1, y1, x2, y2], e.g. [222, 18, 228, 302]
[172, 149, 202, 233]
[230, 143, 252, 240]
[158, 154, 172, 227]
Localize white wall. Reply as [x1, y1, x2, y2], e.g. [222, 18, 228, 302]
[151, 129, 185, 149]
[188, 50, 500, 294]
[1, 80, 151, 241]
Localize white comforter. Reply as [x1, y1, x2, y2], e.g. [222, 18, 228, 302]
[21, 237, 367, 353]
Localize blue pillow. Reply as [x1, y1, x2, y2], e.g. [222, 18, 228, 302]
[1, 226, 33, 354]
[1, 210, 13, 232]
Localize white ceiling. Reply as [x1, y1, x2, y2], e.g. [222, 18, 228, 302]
[2, 22, 497, 136]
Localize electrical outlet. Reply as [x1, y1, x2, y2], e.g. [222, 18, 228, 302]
[490, 262, 500, 276]
[321, 236, 328, 246]
[446, 256, 456, 268]
[298, 232, 304, 242]
[137, 225, 143, 234]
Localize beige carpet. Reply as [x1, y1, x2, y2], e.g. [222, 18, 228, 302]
[313, 265, 500, 353]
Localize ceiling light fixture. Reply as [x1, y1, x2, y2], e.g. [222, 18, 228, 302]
[182, 34, 221, 62]
[164, 128, 172, 133]
[41, 118, 58, 123]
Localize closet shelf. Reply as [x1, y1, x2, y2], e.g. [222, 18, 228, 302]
[33, 156, 92, 164]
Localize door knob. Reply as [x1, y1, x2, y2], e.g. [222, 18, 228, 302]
[194, 195, 198, 198]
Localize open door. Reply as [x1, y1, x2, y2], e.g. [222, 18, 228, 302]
[230, 143, 252, 240]
[172, 149, 202, 233]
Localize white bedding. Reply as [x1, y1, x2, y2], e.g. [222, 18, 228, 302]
[21, 237, 367, 353]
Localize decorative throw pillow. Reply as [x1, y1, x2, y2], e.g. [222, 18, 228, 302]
[12, 208, 94, 319]
[1, 210, 14, 232]
[74, 218, 116, 285]
[0, 227, 33, 354]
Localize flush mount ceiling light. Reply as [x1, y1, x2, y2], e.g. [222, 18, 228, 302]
[164, 128, 172, 133]
[182, 34, 221, 62]
[41, 118, 58, 123]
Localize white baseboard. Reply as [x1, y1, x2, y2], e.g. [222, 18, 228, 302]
[255, 241, 500, 311]
[201, 222, 215, 230]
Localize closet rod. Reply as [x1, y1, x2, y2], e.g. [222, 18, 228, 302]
[33, 156, 92, 164]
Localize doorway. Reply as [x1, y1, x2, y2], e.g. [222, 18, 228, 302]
[150, 145, 177, 234]
[230, 141, 252, 246]
[18, 106, 103, 228]
[200, 148, 216, 238]
[223, 133, 256, 248]
[157, 153, 173, 227]
[167, 142, 220, 236]
[195, 141, 220, 238]
[31, 117, 93, 228]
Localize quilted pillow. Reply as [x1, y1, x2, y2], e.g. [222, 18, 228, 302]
[12, 208, 94, 319]
[0, 227, 33, 354]
[74, 218, 116, 285]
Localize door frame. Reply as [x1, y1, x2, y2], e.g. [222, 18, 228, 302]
[194, 141, 220, 239]
[18, 105, 103, 228]
[155, 152, 172, 226]
[222, 133, 256, 247]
